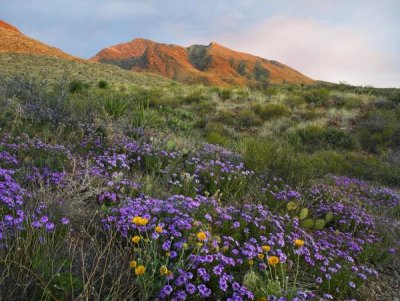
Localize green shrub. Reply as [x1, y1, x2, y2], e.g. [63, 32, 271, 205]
[102, 95, 129, 119]
[205, 131, 230, 146]
[304, 88, 330, 106]
[237, 109, 263, 127]
[357, 110, 400, 153]
[98, 80, 109, 89]
[218, 89, 232, 101]
[215, 110, 236, 125]
[131, 101, 157, 127]
[182, 91, 207, 104]
[289, 125, 356, 151]
[252, 103, 291, 120]
[69, 80, 84, 93]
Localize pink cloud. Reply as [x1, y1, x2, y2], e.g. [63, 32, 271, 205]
[218, 16, 400, 87]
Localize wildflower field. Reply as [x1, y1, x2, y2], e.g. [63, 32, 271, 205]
[0, 73, 399, 300]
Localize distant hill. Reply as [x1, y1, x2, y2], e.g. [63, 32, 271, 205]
[91, 38, 314, 86]
[0, 20, 173, 89]
[0, 19, 80, 61]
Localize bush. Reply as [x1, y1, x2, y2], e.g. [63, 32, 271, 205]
[215, 110, 236, 125]
[304, 88, 330, 106]
[98, 80, 109, 89]
[289, 125, 356, 151]
[182, 91, 207, 104]
[102, 95, 129, 119]
[357, 110, 400, 153]
[69, 80, 84, 93]
[237, 109, 263, 127]
[252, 103, 291, 120]
[217, 89, 232, 101]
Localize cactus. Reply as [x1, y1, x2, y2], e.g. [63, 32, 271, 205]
[286, 201, 298, 211]
[325, 211, 334, 223]
[299, 208, 309, 220]
[301, 218, 315, 229]
[315, 219, 326, 230]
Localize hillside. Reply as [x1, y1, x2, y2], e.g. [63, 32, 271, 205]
[0, 53, 174, 89]
[91, 38, 314, 86]
[0, 20, 80, 61]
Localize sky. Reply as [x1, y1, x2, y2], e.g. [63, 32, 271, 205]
[1, 0, 400, 87]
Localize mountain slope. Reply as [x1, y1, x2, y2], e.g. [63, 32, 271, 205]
[0, 20, 80, 61]
[91, 38, 314, 86]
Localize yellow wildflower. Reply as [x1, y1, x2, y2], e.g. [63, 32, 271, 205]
[131, 236, 141, 244]
[262, 245, 271, 252]
[159, 266, 168, 275]
[155, 225, 163, 233]
[129, 260, 137, 268]
[197, 231, 207, 241]
[248, 259, 254, 266]
[258, 253, 264, 260]
[135, 265, 146, 276]
[294, 239, 305, 247]
[182, 243, 188, 249]
[268, 256, 280, 266]
[132, 216, 149, 226]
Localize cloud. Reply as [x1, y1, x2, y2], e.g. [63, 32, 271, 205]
[217, 16, 400, 87]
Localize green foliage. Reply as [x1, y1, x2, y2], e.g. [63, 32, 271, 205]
[253, 61, 269, 81]
[252, 103, 291, 120]
[289, 125, 356, 151]
[69, 80, 84, 93]
[304, 88, 330, 106]
[102, 94, 129, 119]
[218, 88, 232, 101]
[301, 219, 315, 229]
[299, 208, 309, 220]
[314, 219, 326, 230]
[98, 80, 109, 89]
[237, 109, 263, 127]
[131, 100, 157, 128]
[357, 110, 400, 153]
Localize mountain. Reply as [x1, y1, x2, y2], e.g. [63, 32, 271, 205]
[91, 38, 314, 86]
[0, 20, 80, 61]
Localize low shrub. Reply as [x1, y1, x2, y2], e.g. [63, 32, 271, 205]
[304, 88, 330, 106]
[288, 125, 356, 151]
[252, 103, 291, 120]
[98, 80, 109, 89]
[237, 108, 263, 127]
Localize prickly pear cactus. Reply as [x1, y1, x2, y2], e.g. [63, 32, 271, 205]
[287, 201, 298, 211]
[299, 208, 309, 220]
[315, 219, 326, 230]
[325, 211, 334, 223]
[301, 218, 315, 229]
